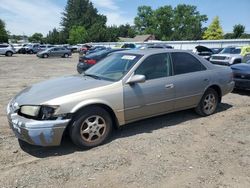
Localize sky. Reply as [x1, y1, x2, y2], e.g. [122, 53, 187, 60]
[0, 0, 249, 36]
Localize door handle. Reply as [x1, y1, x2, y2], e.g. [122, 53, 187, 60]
[165, 84, 174, 89]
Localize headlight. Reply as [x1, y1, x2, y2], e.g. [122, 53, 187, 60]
[20, 105, 58, 120]
[20, 105, 40, 117]
[225, 57, 231, 60]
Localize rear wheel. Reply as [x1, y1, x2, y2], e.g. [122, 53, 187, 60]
[195, 88, 219, 116]
[69, 107, 113, 149]
[5, 51, 13, 57]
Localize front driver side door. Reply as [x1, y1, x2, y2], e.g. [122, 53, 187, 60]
[123, 53, 175, 123]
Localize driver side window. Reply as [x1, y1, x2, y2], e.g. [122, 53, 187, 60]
[135, 53, 172, 80]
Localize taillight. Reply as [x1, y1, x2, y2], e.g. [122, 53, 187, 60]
[85, 59, 96, 65]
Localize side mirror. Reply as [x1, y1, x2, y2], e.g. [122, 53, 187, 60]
[126, 74, 146, 84]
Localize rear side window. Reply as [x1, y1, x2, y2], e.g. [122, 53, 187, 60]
[171, 52, 206, 75]
[135, 53, 172, 80]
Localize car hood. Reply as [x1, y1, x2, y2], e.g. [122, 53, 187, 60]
[13, 75, 112, 105]
[195, 45, 213, 53]
[231, 63, 250, 73]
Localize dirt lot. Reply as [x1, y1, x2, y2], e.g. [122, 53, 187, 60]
[0, 54, 250, 188]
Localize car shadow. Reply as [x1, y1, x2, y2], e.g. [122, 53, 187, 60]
[20, 102, 232, 158]
[232, 89, 250, 96]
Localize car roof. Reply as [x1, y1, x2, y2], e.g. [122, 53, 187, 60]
[113, 49, 186, 56]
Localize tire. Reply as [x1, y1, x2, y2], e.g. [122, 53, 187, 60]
[69, 107, 113, 149]
[5, 51, 13, 57]
[43, 54, 49, 58]
[63, 53, 69, 58]
[195, 88, 219, 116]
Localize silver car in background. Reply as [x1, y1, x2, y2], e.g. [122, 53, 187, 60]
[0, 44, 16, 56]
[210, 46, 243, 65]
[37, 47, 72, 58]
[7, 49, 234, 148]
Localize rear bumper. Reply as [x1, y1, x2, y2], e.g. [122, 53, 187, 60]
[7, 113, 70, 146]
[77, 62, 91, 73]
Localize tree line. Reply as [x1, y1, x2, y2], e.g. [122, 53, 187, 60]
[1, 0, 250, 44]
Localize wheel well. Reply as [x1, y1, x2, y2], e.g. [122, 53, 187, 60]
[5, 51, 13, 54]
[73, 104, 119, 129]
[233, 58, 241, 64]
[208, 85, 222, 103]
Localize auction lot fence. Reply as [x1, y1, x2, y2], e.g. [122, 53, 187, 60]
[90, 39, 250, 50]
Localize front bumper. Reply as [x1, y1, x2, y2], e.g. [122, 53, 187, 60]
[234, 78, 250, 90]
[7, 113, 70, 146]
[210, 60, 230, 66]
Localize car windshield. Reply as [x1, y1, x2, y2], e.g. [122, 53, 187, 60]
[86, 49, 110, 58]
[85, 53, 143, 81]
[220, 47, 241, 54]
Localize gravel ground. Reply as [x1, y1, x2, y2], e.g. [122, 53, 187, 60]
[0, 54, 250, 188]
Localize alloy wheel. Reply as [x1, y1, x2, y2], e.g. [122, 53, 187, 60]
[80, 115, 107, 143]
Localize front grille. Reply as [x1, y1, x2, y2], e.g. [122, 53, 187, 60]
[234, 73, 250, 80]
[212, 56, 226, 60]
[211, 61, 229, 66]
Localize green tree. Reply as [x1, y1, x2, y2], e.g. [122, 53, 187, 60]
[153, 5, 173, 40]
[46, 28, 60, 44]
[68, 25, 88, 44]
[203, 16, 223, 40]
[61, 0, 106, 39]
[233, 24, 245, 38]
[171, 4, 208, 40]
[134, 6, 155, 34]
[134, 4, 207, 40]
[29, 33, 44, 43]
[117, 24, 136, 38]
[0, 19, 8, 43]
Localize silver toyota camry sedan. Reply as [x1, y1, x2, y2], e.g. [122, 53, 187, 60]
[7, 49, 234, 148]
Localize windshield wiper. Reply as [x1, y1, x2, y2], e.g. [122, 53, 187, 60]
[83, 73, 101, 80]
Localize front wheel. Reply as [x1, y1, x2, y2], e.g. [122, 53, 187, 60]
[63, 53, 69, 58]
[5, 51, 13, 57]
[43, 54, 49, 58]
[69, 107, 113, 149]
[195, 88, 219, 116]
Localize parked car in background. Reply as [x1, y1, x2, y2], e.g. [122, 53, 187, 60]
[85, 46, 107, 55]
[210, 48, 223, 54]
[0, 44, 16, 56]
[114, 43, 136, 49]
[193, 45, 214, 60]
[121, 43, 136, 49]
[77, 48, 127, 73]
[7, 49, 234, 148]
[12, 43, 28, 53]
[231, 60, 250, 90]
[37, 47, 72, 58]
[79, 45, 105, 56]
[210, 46, 250, 66]
[78, 44, 92, 55]
[139, 43, 173, 49]
[39, 44, 54, 51]
[20, 43, 41, 54]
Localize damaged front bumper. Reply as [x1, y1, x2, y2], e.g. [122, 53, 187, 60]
[7, 112, 70, 147]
